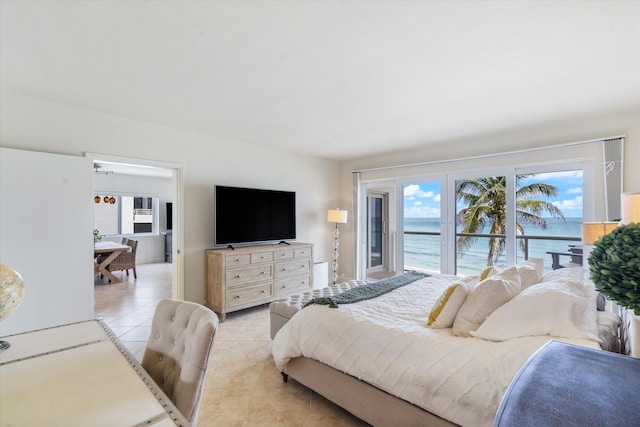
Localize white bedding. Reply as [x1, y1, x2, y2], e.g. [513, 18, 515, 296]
[272, 274, 601, 427]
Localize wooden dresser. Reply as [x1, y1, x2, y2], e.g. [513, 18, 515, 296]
[206, 242, 313, 321]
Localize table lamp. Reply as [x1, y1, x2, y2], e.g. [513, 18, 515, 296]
[582, 221, 619, 245]
[621, 192, 640, 224]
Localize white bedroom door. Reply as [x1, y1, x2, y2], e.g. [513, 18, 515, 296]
[0, 148, 94, 335]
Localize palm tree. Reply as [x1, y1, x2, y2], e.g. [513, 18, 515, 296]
[456, 175, 565, 266]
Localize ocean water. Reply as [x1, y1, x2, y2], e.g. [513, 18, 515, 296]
[404, 217, 582, 276]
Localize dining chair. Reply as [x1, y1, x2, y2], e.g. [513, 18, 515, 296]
[142, 299, 218, 425]
[96, 237, 130, 270]
[107, 238, 138, 278]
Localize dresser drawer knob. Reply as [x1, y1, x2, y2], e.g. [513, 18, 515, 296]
[235, 295, 240, 299]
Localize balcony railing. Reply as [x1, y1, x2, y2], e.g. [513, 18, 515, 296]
[404, 230, 581, 274]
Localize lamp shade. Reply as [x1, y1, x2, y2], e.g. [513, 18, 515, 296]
[327, 209, 348, 224]
[582, 221, 619, 245]
[621, 192, 640, 224]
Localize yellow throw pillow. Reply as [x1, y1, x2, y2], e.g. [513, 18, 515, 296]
[479, 266, 494, 280]
[427, 276, 479, 328]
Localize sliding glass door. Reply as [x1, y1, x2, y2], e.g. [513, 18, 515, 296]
[393, 162, 588, 277]
[402, 180, 443, 274]
[454, 174, 508, 276]
[514, 167, 584, 273]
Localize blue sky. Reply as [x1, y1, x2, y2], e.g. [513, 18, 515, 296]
[403, 171, 583, 218]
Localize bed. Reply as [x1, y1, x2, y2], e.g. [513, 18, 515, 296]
[271, 262, 623, 427]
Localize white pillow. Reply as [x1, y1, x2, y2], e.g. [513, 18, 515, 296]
[540, 266, 584, 287]
[452, 267, 521, 337]
[515, 258, 544, 289]
[479, 264, 504, 280]
[471, 280, 600, 341]
[427, 276, 479, 328]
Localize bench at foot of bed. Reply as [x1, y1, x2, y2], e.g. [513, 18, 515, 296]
[269, 279, 370, 339]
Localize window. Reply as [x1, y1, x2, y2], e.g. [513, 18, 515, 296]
[355, 138, 620, 280]
[93, 195, 159, 236]
[403, 180, 443, 273]
[452, 166, 583, 275]
[395, 165, 586, 276]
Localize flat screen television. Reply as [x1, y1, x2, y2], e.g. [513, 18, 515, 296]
[214, 185, 296, 247]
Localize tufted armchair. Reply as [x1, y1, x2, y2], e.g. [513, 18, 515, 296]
[142, 299, 218, 425]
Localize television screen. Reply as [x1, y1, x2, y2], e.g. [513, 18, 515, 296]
[214, 185, 296, 247]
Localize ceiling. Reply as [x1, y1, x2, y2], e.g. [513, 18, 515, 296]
[1, 1, 639, 161]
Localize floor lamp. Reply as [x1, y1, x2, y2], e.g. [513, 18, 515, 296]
[327, 209, 348, 284]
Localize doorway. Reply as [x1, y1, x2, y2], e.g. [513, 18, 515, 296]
[87, 153, 184, 305]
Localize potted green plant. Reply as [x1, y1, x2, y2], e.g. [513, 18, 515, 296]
[93, 229, 103, 244]
[588, 222, 640, 315]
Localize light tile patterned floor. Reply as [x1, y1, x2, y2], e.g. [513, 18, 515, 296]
[94, 262, 369, 426]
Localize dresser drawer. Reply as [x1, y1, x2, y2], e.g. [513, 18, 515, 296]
[251, 251, 274, 263]
[225, 253, 251, 266]
[226, 282, 271, 308]
[294, 246, 312, 258]
[274, 275, 311, 296]
[275, 259, 310, 278]
[274, 248, 294, 260]
[226, 265, 273, 286]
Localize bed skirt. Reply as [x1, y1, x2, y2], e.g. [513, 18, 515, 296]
[283, 357, 457, 427]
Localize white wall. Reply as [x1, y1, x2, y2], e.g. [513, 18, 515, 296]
[0, 92, 340, 305]
[338, 107, 640, 280]
[0, 148, 94, 335]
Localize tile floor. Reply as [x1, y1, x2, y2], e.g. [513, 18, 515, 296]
[94, 262, 369, 426]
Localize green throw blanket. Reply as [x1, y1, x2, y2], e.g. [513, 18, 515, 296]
[303, 271, 429, 309]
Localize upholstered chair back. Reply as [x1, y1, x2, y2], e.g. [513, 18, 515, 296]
[142, 299, 218, 425]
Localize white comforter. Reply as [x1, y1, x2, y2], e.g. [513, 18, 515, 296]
[272, 274, 600, 427]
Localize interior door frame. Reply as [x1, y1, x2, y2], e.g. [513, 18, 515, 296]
[86, 153, 185, 300]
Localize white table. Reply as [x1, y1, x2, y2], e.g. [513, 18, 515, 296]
[94, 241, 130, 283]
[0, 320, 189, 427]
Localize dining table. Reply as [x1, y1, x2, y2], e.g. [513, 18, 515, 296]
[94, 241, 130, 283]
[0, 319, 189, 426]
